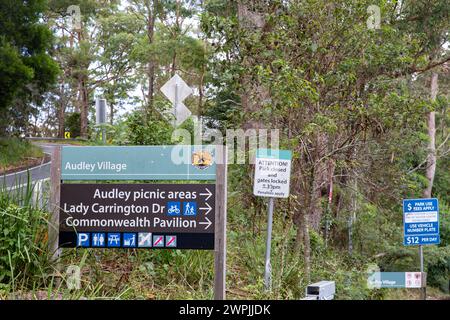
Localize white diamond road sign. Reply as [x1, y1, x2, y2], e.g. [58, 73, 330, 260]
[160, 74, 193, 126]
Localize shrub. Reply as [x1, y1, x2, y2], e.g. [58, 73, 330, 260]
[65, 112, 81, 138]
[0, 181, 49, 290]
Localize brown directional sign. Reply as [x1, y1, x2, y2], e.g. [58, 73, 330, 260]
[59, 183, 215, 249]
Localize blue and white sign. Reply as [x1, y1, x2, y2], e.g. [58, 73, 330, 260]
[92, 233, 106, 247]
[123, 233, 136, 247]
[167, 202, 181, 216]
[403, 198, 439, 246]
[77, 233, 90, 247]
[107, 233, 121, 247]
[183, 202, 197, 216]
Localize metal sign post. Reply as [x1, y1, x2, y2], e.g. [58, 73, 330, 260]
[403, 197, 439, 300]
[419, 245, 425, 300]
[264, 197, 274, 291]
[161, 74, 192, 127]
[174, 82, 178, 127]
[253, 148, 292, 292]
[95, 98, 107, 144]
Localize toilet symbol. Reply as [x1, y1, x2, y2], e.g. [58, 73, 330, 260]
[92, 233, 105, 247]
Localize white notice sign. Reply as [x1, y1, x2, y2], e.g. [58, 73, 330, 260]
[405, 272, 424, 288]
[253, 149, 292, 198]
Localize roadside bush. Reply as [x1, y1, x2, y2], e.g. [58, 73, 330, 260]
[65, 112, 81, 138]
[125, 109, 174, 145]
[0, 181, 49, 291]
[0, 137, 43, 169]
[426, 246, 450, 294]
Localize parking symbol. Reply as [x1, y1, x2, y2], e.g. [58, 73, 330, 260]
[107, 233, 121, 247]
[183, 202, 197, 216]
[123, 233, 136, 247]
[167, 202, 181, 216]
[77, 233, 90, 247]
[153, 235, 164, 247]
[138, 233, 152, 247]
[92, 233, 106, 247]
[165, 235, 177, 248]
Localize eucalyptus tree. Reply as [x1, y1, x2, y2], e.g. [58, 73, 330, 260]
[201, 0, 450, 275]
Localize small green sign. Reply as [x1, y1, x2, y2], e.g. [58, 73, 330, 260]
[61, 145, 216, 181]
[367, 272, 424, 288]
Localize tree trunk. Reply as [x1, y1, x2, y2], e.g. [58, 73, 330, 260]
[170, 0, 180, 77]
[424, 72, 438, 198]
[237, 1, 269, 131]
[110, 100, 114, 125]
[146, 0, 158, 113]
[309, 132, 328, 231]
[57, 83, 65, 138]
[301, 211, 311, 282]
[76, 25, 89, 139]
[80, 77, 89, 138]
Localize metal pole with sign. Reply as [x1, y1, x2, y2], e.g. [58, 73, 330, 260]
[264, 197, 274, 290]
[253, 148, 292, 291]
[95, 98, 107, 144]
[161, 74, 192, 127]
[174, 82, 178, 127]
[419, 245, 425, 299]
[403, 197, 439, 300]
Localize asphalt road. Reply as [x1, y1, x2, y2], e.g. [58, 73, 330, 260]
[1, 143, 60, 189]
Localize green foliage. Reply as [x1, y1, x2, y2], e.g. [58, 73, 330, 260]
[0, 0, 59, 136]
[125, 110, 174, 146]
[65, 113, 81, 138]
[0, 183, 49, 287]
[0, 137, 43, 169]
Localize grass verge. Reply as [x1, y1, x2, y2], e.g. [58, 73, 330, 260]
[0, 138, 44, 174]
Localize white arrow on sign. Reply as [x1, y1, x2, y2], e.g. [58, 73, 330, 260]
[200, 188, 212, 201]
[199, 202, 212, 215]
[160, 74, 193, 127]
[199, 216, 212, 230]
